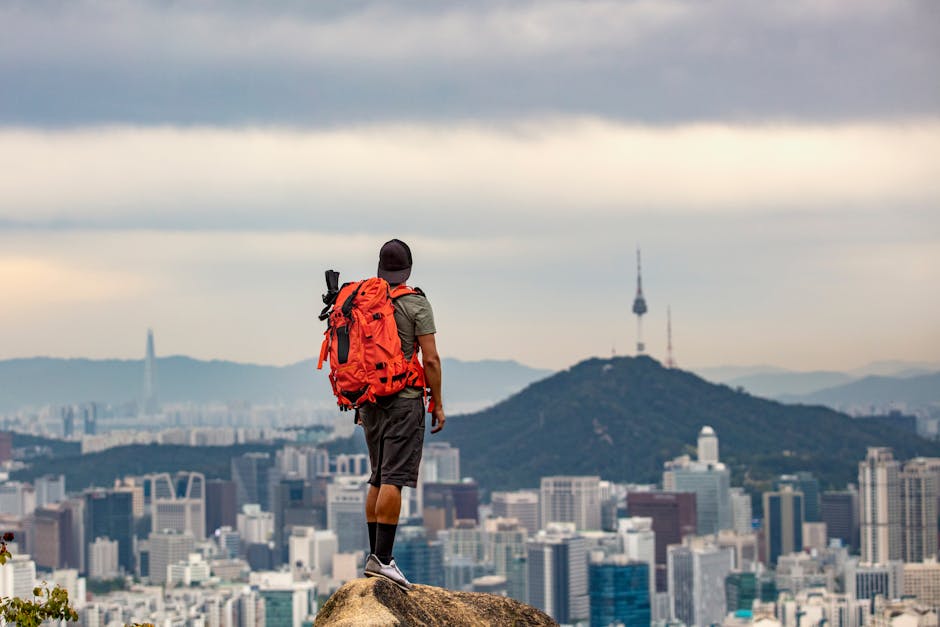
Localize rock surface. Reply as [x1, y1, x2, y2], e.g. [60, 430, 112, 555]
[314, 578, 559, 627]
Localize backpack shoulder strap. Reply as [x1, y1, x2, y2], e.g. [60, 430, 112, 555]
[390, 285, 426, 300]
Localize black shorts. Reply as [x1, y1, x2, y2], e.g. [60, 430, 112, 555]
[359, 395, 425, 488]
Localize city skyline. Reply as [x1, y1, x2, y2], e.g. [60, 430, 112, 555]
[0, 1, 937, 371]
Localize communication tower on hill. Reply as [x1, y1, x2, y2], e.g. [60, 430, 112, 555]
[666, 306, 677, 368]
[631, 248, 648, 354]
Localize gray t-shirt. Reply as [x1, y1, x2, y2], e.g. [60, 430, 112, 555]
[393, 291, 436, 398]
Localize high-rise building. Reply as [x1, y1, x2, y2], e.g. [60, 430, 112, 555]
[617, 517, 656, 610]
[903, 559, 940, 610]
[844, 559, 903, 601]
[730, 487, 752, 535]
[254, 575, 316, 627]
[422, 482, 479, 535]
[395, 526, 445, 587]
[664, 455, 731, 535]
[231, 452, 279, 512]
[273, 478, 321, 565]
[626, 491, 697, 592]
[540, 476, 601, 531]
[763, 486, 805, 566]
[148, 529, 195, 584]
[526, 523, 589, 625]
[589, 556, 651, 627]
[0, 431, 12, 464]
[900, 459, 939, 563]
[33, 503, 76, 570]
[491, 490, 539, 536]
[859, 447, 902, 564]
[0, 481, 36, 517]
[34, 475, 66, 508]
[667, 541, 734, 627]
[327, 478, 368, 554]
[0, 554, 36, 600]
[288, 526, 337, 577]
[215, 525, 240, 559]
[237, 504, 274, 545]
[822, 488, 860, 551]
[84, 489, 134, 574]
[484, 517, 528, 603]
[776, 472, 821, 523]
[142, 328, 159, 416]
[88, 537, 119, 579]
[205, 479, 237, 535]
[146, 471, 206, 540]
[421, 442, 461, 483]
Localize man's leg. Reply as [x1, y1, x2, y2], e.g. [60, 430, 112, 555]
[374, 484, 402, 564]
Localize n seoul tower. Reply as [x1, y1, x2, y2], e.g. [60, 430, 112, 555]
[632, 248, 648, 354]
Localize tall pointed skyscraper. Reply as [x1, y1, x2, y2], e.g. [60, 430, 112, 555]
[632, 248, 648, 354]
[142, 328, 159, 415]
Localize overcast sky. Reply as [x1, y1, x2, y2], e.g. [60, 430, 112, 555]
[1, 0, 938, 371]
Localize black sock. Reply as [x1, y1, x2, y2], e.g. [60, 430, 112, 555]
[368, 522, 378, 555]
[375, 522, 398, 564]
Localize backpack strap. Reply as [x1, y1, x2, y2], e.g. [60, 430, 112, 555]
[390, 285, 425, 300]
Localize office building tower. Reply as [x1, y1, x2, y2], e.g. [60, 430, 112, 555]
[664, 453, 731, 536]
[900, 459, 939, 563]
[617, 517, 656, 610]
[903, 559, 940, 609]
[327, 478, 368, 554]
[60, 406, 75, 439]
[540, 476, 601, 531]
[491, 490, 539, 536]
[61, 498, 86, 573]
[146, 471, 206, 540]
[33, 503, 76, 570]
[0, 554, 36, 600]
[231, 452, 279, 511]
[84, 489, 134, 574]
[237, 504, 274, 545]
[255, 575, 316, 627]
[332, 453, 369, 476]
[668, 541, 734, 627]
[273, 478, 321, 565]
[277, 446, 330, 481]
[215, 526, 241, 559]
[527, 523, 589, 625]
[859, 447, 902, 563]
[148, 529, 195, 584]
[0, 481, 36, 517]
[88, 537, 119, 579]
[730, 487, 752, 535]
[34, 475, 66, 508]
[80, 403, 98, 436]
[423, 482, 479, 535]
[822, 488, 860, 551]
[626, 491, 697, 592]
[776, 472, 821, 523]
[421, 442, 461, 483]
[166, 552, 210, 587]
[484, 518, 528, 603]
[845, 559, 903, 601]
[726, 572, 757, 613]
[697, 426, 719, 464]
[589, 556, 651, 627]
[205, 479, 237, 535]
[439, 521, 487, 565]
[112, 477, 144, 518]
[395, 526, 445, 587]
[763, 486, 805, 566]
[803, 522, 828, 552]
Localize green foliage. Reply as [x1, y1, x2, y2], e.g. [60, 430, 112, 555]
[86, 576, 127, 595]
[443, 356, 940, 492]
[0, 534, 78, 626]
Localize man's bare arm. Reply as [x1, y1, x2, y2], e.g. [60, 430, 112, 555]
[418, 333, 446, 433]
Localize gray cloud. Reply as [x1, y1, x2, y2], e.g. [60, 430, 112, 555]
[1, 0, 937, 126]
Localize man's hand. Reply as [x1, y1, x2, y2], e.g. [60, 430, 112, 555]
[431, 405, 446, 433]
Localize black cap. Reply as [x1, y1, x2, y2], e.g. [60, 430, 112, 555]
[377, 239, 412, 284]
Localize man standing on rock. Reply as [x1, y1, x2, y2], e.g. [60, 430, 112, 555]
[360, 239, 446, 591]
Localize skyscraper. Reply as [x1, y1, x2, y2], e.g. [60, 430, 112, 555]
[84, 489, 134, 574]
[617, 517, 656, 609]
[763, 486, 804, 566]
[142, 328, 159, 416]
[626, 491, 697, 592]
[664, 458, 731, 536]
[491, 490, 540, 536]
[146, 472, 206, 540]
[668, 541, 734, 627]
[231, 452, 279, 511]
[697, 426, 718, 465]
[776, 472, 821, 523]
[326, 478, 368, 554]
[484, 517, 528, 603]
[822, 488, 860, 551]
[527, 523, 589, 625]
[273, 478, 322, 565]
[33, 503, 76, 570]
[730, 487, 753, 535]
[589, 556, 651, 627]
[205, 479, 237, 535]
[859, 447, 902, 564]
[394, 526, 445, 587]
[540, 476, 601, 531]
[148, 529, 194, 585]
[900, 458, 939, 563]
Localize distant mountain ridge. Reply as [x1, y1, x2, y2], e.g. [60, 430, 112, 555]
[442, 356, 940, 492]
[781, 372, 940, 409]
[0, 356, 552, 413]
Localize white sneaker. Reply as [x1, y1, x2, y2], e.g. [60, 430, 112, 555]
[364, 553, 413, 591]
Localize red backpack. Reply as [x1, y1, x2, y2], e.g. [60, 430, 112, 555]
[317, 277, 426, 410]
